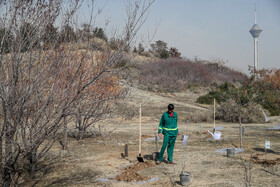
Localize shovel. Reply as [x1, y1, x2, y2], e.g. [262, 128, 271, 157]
[137, 103, 144, 162]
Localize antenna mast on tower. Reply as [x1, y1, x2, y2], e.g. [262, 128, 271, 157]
[254, 3, 257, 24]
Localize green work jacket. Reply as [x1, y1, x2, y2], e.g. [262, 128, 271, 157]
[158, 111, 178, 136]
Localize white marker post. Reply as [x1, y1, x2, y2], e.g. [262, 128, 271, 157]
[200, 123, 203, 133]
[265, 140, 270, 161]
[182, 135, 189, 174]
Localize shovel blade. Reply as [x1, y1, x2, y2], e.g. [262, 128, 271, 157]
[137, 154, 144, 162]
[137, 156, 144, 162]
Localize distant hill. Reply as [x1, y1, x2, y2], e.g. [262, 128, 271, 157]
[127, 57, 249, 92]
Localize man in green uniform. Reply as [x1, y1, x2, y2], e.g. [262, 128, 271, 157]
[156, 104, 178, 164]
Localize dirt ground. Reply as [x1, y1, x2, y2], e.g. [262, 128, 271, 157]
[22, 87, 280, 187]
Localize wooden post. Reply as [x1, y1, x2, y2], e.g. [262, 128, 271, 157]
[139, 103, 142, 156]
[265, 146, 267, 161]
[125, 144, 128, 157]
[214, 98, 216, 131]
[239, 113, 243, 148]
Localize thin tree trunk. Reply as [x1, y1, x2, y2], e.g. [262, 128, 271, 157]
[0, 137, 2, 185]
[276, 91, 280, 109]
[4, 125, 13, 186]
[3, 173, 11, 187]
[239, 113, 243, 148]
[63, 117, 67, 150]
[78, 130, 84, 140]
[30, 151, 36, 179]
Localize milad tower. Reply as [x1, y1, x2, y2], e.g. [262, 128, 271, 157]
[249, 5, 262, 73]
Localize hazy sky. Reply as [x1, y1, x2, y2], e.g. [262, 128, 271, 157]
[79, 0, 280, 73]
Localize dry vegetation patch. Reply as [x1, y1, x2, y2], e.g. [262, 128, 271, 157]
[136, 58, 248, 92]
[250, 154, 280, 166]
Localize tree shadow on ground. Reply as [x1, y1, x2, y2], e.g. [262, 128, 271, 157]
[143, 154, 170, 164]
[144, 154, 153, 160]
[20, 153, 69, 187]
[261, 168, 280, 177]
[176, 181, 183, 186]
[45, 169, 100, 187]
[253, 148, 280, 155]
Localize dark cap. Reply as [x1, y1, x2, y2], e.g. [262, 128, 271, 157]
[168, 104, 174, 111]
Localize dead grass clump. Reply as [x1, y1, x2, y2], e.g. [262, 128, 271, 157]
[67, 129, 103, 139]
[190, 110, 213, 123]
[250, 154, 280, 166]
[140, 51, 155, 58]
[216, 99, 266, 123]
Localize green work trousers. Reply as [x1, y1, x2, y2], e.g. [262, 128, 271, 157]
[158, 133, 177, 162]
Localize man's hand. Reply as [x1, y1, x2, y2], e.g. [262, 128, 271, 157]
[158, 133, 162, 139]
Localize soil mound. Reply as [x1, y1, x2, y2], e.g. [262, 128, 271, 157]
[111, 162, 156, 182]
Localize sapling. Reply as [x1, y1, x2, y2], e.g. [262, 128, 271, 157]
[181, 149, 187, 174]
[181, 135, 188, 173]
[230, 86, 257, 148]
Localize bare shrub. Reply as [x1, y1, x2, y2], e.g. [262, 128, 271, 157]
[137, 58, 248, 92]
[253, 68, 280, 115]
[0, 0, 155, 185]
[216, 99, 266, 123]
[67, 129, 102, 140]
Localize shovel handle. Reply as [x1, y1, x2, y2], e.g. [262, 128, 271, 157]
[139, 103, 142, 154]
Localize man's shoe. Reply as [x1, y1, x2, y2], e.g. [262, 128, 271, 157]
[156, 161, 161, 165]
[168, 161, 176, 165]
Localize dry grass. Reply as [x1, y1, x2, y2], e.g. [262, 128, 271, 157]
[19, 85, 280, 187]
[22, 120, 280, 187]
